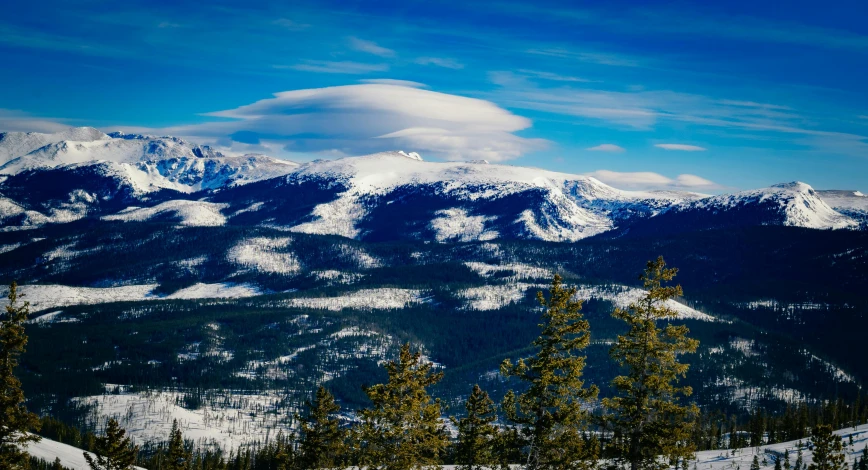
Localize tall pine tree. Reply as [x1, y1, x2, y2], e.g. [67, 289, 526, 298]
[602, 257, 700, 470]
[165, 419, 190, 470]
[356, 343, 447, 470]
[808, 425, 847, 470]
[84, 418, 138, 470]
[0, 282, 41, 470]
[451, 384, 499, 470]
[296, 386, 347, 469]
[500, 274, 599, 470]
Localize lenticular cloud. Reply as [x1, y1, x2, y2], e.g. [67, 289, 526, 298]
[161, 83, 546, 161]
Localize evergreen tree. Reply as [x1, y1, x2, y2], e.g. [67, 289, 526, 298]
[84, 418, 138, 470]
[297, 386, 347, 469]
[752, 455, 761, 470]
[165, 419, 190, 470]
[784, 450, 791, 470]
[451, 384, 499, 469]
[808, 425, 846, 470]
[860, 447, 868, 470]
[52, 457, 62, 470]
[0, 282, 41, 470]
[776, 456, 783, 470]
[795, 445, 804, 470]
[500, 274, 599, 470]
[356, 343, 447, 469]
[602, 257, 700, 470]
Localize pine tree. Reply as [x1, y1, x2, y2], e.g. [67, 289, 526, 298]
[165, 419, 190, 470]
[808, 425, 847, 470]
[784, 450, 791, 470]
[52, 457, 62, 470]
[297, 386, 347, 469]
[500, 274, 599, 470]
[84, 418, 138, 470]
[602, 257, 700, 470]
[752, 455, 761, 470]
[795, 445, 804, 470]
[860, 447, 868, 470]
[356, 343, 447, 469]
[776, 456, 783, 470]
[451, 384, 499, 469]
[0, 282, 41, 470]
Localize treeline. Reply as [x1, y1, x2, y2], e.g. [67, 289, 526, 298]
[4, 259, 868, 470]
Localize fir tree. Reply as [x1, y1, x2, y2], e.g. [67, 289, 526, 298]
[500, 274, 599, 470]
[795, 445, 804, 470]
[860, 447, 868, 470]
[165, 419, 190, 470]
[776, 456, 783, 470]
[784, 450, 791, 470]
[602, 257, 700, 470]
[752, 455, 761, 470]
[808, 425, 847, 470]
[0, 282, 41, 470]
[356, 343, 447, 469]
[297, 386, 347, 469]
[451, 384, 499, 470]
[84, 418, 138, 470]
[52, 457, 62, 470]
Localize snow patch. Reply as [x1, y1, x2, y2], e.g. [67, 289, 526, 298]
[103, 200, 229, 227]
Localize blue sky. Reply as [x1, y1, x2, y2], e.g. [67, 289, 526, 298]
[1, 0, 866, 192]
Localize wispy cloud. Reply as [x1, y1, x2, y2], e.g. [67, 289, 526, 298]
[0, 109, 76, 133]
[517, 69, 593, 82]
[655, 144, 707, 151]
[586, 144, 625, 152]
[360, 79, 427, 88]
[415, 57, 464, 69]
[349, 37, 395, 57]
[587, 169, 718, 190]
[526, 48, 642, 67]
[272, 18, 310, 31]
[280, 61, 388, 74]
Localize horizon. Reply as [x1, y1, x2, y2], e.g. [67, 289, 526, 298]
[1, 0, 866, 193]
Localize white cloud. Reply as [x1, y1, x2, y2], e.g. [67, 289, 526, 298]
[517, 69, 593, 82]
[360, 79, 427, 88]
[586, 144, 625, 152]
[587, 169, 718, 190]
[654, 143, 707, 151]
[415, 57, 464, 69]
[349, 37, 395, 57]
[104, 83, 544, 162]
[0, 109, 75, 133]
[280, 61, 388, 74]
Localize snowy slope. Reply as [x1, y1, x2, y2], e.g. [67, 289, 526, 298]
[0, 129, 298, 193]
[24, 434, 145, 470]
[690, 182, 857, 229]
[0, 127, 110, 166]
[818, 190, 868, 227]
[102, 200, 229, 226]
[285, 151, 703, 242]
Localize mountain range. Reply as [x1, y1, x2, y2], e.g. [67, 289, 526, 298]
[1, 127, 866, 239]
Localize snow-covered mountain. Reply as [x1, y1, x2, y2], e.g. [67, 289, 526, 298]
[0, 128, 863, 240]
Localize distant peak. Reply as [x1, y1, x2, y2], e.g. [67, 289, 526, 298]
[396, 150, 423, 161]
[466, 159, 490, 164]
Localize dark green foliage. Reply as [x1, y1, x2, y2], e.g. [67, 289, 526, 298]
[165, 420, 191, 470]
[500, 274, 599, 469]
[296, 386, 347, 469]
[355, 343, 448, 469]
[808, 425, 847, 470]
[603, 257, 699, 470]
[0, 282, 41, 469]
[451, 384, 499, 469]
[84, 418, 139, 470]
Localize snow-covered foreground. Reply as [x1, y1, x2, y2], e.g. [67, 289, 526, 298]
[26, 423, 868, 470]
[24, 435, 144, 470]
[692, 423, 868, 470]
